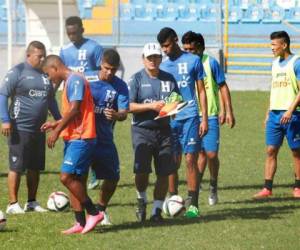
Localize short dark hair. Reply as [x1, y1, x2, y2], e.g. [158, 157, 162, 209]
[102, 49, 120, 67]
[43, 55, 63, 68]
[26, 41, 46, 53]
[270, 31, 290, 47]
[157, 27, 178, 44]
[182, 31, 205, 50]
[65, 16, 83, 28]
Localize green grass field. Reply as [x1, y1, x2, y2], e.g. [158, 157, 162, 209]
[1, 91, 300, 250]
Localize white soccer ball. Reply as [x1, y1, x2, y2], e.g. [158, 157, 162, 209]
[47, 191, 70, 212]
[0, 210, 6, 231]
[163, 195, 185, 217]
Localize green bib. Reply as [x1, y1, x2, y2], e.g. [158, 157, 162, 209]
[199, 54, 219, 116]
[270, 55, 300, 111]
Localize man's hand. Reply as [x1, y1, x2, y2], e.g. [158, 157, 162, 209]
[219, 112, 226, 125]
[47, 130, 59, 149]
[280, 110, 292, 125]
[199, 120, 208, 138]
[150, 101, 165, 112]
[40, 121, 59, 132]
[104, 108, 119, 121]
[226, 112, 236, 128]
[1, 122, 12, 137]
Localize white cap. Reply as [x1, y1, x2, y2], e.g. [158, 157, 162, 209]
[143, 42, 162, 57]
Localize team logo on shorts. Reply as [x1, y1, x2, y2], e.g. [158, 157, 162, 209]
[294, 134, 300, 142]
[11, 156, 17, 163]
[188, 138, 196, 145]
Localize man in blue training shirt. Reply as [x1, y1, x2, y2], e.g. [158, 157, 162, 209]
[0, 41, 61, 214]
[157, 27, 208, 218]
[85, 49, 129, 225]
[129, 42, 180, 222]
[182, 31, 235, 206]
[60, 15, 103, 189]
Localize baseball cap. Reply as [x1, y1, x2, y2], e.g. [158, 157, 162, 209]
[143, 42, 162, 57]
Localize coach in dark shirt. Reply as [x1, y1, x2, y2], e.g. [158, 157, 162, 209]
[0, 41, 61, 214]
[129, 42, 180, 222]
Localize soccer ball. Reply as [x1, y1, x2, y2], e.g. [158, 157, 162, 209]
[163, 195, 185, 217]
[47, 191, 70, 212]
[0, 210, 6, 231]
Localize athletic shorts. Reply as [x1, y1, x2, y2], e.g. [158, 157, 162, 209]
[8, 130, 45, 173]
[171, 116, 201, 154]
[266, 110, 300, 149]
[61, 139, 96, 175]
[91, 142, 120, 181]
[131, 126, 175, 176]
[200, 117, 220, 152]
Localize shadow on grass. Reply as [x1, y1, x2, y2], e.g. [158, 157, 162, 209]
[0, 170, 60, 178]
[117, 180, 208, 189]
[222, 196, 299, 205]
[95, 204, 300, 233]
[219, 183, 293, 191]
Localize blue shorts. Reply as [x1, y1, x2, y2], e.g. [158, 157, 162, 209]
[61, 139, 96, 175]
[266, 111, 300, 149]
[91, 142, 120, 181]
[171, 116, 201, 154]
[201, 117, 220, 152]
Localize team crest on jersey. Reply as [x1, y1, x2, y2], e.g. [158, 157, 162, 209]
[104, 90, 117, 105]
[161, 81, 171, 92]
[78, 49, 87, 61]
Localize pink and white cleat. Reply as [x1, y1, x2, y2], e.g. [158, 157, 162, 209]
[62, 222, 84, 235]
[293, 188, 300, 198]
[253, 188, 272, 199]
[81, 212, 104, 234]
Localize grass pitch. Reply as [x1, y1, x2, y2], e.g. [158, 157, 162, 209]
[0, 91, 300, 250]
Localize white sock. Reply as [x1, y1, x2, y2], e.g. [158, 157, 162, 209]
[136, 191, 147, 203]
[152, 200, 163, 215]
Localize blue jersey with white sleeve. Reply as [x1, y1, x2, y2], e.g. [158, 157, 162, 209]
[85, 71, 129, 143]
[60, 38, 103, 73]
[160, 51, 205, 120]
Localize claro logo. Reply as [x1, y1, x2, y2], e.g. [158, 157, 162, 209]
[29, 89, 47, 97]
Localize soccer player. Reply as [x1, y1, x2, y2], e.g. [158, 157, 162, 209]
[181, 31, 235, 205]
[0, 41, 61, 214]
[59, 15, 103, 189]
[41, 55, 103, 234]
[157, 27, 208, 218]
[85, 49, 129, 225]
[129, 42, 179, 222]
[254, 31, 300, 199]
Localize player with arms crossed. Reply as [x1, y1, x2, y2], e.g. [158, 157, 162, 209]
[182, 31, 235, 205]
[60, 16, 103, 189]
[129, 43, 180, 222]
[0, 41, 61, 214]
[41, 55, 103, 234]
[254, 31, 300, 199]
[85, 49, 129, 225]
[157, 27, 208, 218]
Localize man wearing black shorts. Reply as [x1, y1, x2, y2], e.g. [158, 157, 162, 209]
[129, 42, 180, 222]
[0, 41, 61, 214]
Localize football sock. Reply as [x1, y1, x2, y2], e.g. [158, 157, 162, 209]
[294, 179, 300, 188]
[97, 204, 106, 212]
[264, 179, 273, 191]
[27, 199, 36, 203]
[83, 198, 98, 216]
[75, 211, 86, 226]
[188, 191, 198, 208]
[198, 172, 204, 186]
[136, 191, 147, 203]
[210, 179, 218, 193]
[152, 200, 163, 215]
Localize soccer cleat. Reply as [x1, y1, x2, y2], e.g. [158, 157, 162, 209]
[149, 208, 163, 223]
[87, 180, 100, 190]
[208, 191, 218, 206]
[184, 205, 199, 218]
[136, 198, 147, 222]
[62, 222, 84, 235]
[24, 201, 47, 212]
[100, 212, 112, 226]
[293, 188, 300, 198]
[6, 202, 25, 214]
[253, 188, 272, 199]
[81, 212, 104, 234]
